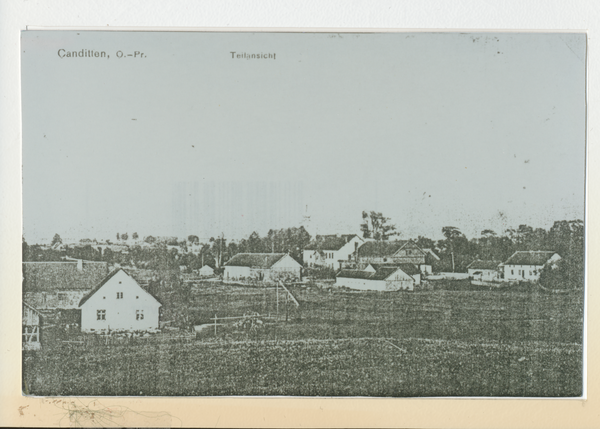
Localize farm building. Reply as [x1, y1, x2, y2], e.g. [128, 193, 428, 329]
[22, 302, 41, 350]
[467, 260, 501, 282]
[78, 268, 162, 333]
[336, 264, 419, 291]
[501, 251, 561, 282]
[198, 265, 215, 277]
[224, 253, 302, 283]
[356, 240, 439, 274]
[303, 234, 364, 268]
[22, 260, 109, 311]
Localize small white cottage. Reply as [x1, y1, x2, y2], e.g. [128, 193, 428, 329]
[78, 268, 162, 333]
[198, 265, 215, 277]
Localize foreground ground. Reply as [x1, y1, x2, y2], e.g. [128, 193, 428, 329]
[23, 280, 584, 397]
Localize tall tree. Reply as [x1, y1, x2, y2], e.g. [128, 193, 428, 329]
[51, 233, 62, 246]
[188, 235, 200, 245]
[360, 211, 397, 241]
[132, 232, 139, 240]
[121, 233, 128, 241]
[442, 226, 464, 272]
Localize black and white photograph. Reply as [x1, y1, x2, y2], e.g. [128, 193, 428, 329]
[20, 30, 586, 398]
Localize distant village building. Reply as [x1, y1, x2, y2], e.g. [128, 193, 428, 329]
[336, 263, 419, 291]
[224, 253, 302, 283]
[467, 260, 501, 282]
[303, 234, 364, 268]
[501, 251, 561, 282]
[198, 265, 215, 277]
[22, 302, 41, 350]
[356, 240, 439, 274]
[23, 260, 109, 311]
[78, 268, 162, 333]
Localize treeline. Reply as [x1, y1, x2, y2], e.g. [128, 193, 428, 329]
[22, 226, 312, 273]
[424, 220, 584, 274]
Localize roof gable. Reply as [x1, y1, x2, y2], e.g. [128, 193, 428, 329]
[78, 268, 162, 307]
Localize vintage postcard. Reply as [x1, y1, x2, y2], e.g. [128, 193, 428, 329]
[20, 30, 586, 398]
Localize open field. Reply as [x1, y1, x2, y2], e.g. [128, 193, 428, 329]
[23, 281, 584, 397]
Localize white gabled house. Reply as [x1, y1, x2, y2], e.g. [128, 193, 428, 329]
[501, 251, 561, 282]
[78, 268, 162, 333]
[198, 265, 215, 277]
[303, 234, 364, 268]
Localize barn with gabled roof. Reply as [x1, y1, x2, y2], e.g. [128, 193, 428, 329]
[23, 260, 109, 310]
[224, 253, 302, 283]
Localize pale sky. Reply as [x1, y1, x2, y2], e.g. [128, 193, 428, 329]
[21, 31, 586, 243]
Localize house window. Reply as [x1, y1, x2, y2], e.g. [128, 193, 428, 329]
[97, 310, 106, 320]
[529, 271, 533, 276]
[57, 292, 67, 303]
[117, 292, 123, 299]
[511, 270, 514, 275]
[136, 310, 144, 320]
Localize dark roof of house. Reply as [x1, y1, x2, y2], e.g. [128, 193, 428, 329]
[467, 260, 501, 270]
[337, 270, 374, 279]
[78, 268, 162, 307]
[504, 251, 559, 266]
[367, 263, 420, 276]
[304, 234, 359, 251]
[22, 261, 109, 292]
[396, 263, 421, 276]
[224, 253, 287, 268]
[370, 266, 402, 280]
[357, 240, 410, 257]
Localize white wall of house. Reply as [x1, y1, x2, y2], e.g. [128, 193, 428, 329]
[386, 269, 418, 289]
[225, 255, 302, 283]
[305, 236, 363, 268]
[336, 277, 387, 291]
[268, 255, 302, 281]
[224, 265, 251, 280]
[336, 268, 416, 291]
[80, 270, 161, 332]
[503, 264, 545, 282]
[468, 268, 500, 282]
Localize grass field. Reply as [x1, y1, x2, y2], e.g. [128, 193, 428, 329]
[23, 281, 584, 397]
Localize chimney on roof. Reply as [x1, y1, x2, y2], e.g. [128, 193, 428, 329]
[77, 259, 83, 271]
